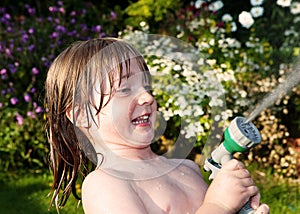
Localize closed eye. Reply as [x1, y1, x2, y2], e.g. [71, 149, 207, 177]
[116, 87, 131, 95]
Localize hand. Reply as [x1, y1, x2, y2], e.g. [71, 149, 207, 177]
[203, 159, 259, 213]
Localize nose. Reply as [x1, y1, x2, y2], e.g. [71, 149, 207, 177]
[136, 88, 154, 106]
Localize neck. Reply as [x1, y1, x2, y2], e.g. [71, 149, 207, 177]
[105, 144, 157, 161]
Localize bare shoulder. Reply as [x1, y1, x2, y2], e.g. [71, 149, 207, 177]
[82, 169, 146, 214]
[169, 158, 202, 175]
[82, 169, 121, 192]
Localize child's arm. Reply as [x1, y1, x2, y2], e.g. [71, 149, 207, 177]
[82, 170, 147, 214]
[196, 159, 269, 214]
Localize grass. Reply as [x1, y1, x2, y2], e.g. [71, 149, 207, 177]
[0, 167, 299, 214]
[0, 172, 83, 214]
[249, 167, 300, 214]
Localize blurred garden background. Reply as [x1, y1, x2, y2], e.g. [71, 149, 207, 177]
[0, 0, 299, 213]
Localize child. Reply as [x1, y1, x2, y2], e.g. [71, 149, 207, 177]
[45, 38, 269, 213]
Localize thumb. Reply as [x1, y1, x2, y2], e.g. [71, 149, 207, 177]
[251, 192, 260, 210]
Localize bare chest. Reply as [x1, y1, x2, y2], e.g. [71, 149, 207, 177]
[132, 169, 205, 214]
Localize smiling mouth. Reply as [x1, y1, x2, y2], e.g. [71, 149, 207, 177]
[132, 115, 150, 125]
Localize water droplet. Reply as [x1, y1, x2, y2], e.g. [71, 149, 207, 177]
[156, 182, 162, 190]
[181, 172, 185, 176]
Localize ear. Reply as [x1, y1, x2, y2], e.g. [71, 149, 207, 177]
[66, 106, 90, 128]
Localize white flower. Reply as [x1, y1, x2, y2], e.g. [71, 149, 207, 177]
[230, 22, 237, 32]
[206, 59, 217, 66]
[195, 0, 205, 8]
[173, 64, 181, 71]
[250, 0, 264, 6]
[290, 2, 300, 14]
[222, 13, 233, 22]
[276, 0, 292, 7]
[140, 21, 146, 27]
[250, 6, 264, 18]
[238, 11, 254, 29]
[208, 0, 224, 11]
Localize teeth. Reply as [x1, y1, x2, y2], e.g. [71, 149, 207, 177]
[132, 115, 150, 125]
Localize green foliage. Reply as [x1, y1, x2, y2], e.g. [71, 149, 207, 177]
[0, 112, 47, 172]
[124, 0, 182, 32]
[0, 0, 121, 173]
[1, 0, 299, 181]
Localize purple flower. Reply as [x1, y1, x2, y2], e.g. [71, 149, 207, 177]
[50, 32, 58, 39]
[32, 67, 39, 75]
[67, 30, 76, 36]
[49, 6, 58, 13]
[54, 18, 60, 24]
[111, 11, 117, 20]
[7, 26, 13, 33]
[4, 13, 11, 20]
[99, 32, 106, 38]
[92, 25, 102, 32]
[16, 114, 23, 125]
[28, 7, 36, 15]
[80, 24, 88, 31]
[24, 94, 31, 102]
[5, 48, 12, 57]
[35, 106, 43, 113]
[28, 27, 34, 34]
[70, 11, 76, 16]
[59, 7, 65, 14]
[0, 68, 7, 75]
[56, 25, 67, 33]
[1, 13, 11, 25]
[28, 44, 35, 51]
[10, 97, 18, 105]
[27, 111, 36, 118]
[8, 63, 17, 73]
[0, 102, 3, 108]
[6, 87, 13, 93]
[47, 16, 53, 22]
[30, 87, 36, 93]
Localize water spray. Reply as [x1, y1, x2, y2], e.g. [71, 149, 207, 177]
[204, 116, 262, 214]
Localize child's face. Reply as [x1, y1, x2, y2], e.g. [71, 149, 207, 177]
[92, 60, 157, 149]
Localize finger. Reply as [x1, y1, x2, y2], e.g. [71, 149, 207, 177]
[235, 168, 251, 179]
[255, 204, 270, 214]
[240, 177, 255, 187]
[247, 185, 259, 198]
[222, 159, 245, 170]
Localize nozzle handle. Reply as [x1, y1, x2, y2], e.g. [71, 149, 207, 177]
[238, 200, 255, 214]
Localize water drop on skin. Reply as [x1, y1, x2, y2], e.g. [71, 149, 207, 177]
[156, 184, 162, 190]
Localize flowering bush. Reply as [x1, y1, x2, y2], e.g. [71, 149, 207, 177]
[1, 0, 299, 179]
[122, 0, 300, 178]
[0, 0, 121, 172]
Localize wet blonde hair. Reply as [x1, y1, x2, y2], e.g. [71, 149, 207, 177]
[45, 38, 150, 208]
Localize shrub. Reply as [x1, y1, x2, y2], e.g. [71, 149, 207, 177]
[0, 0, 121, 172]
[122, 0, 300, 178]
